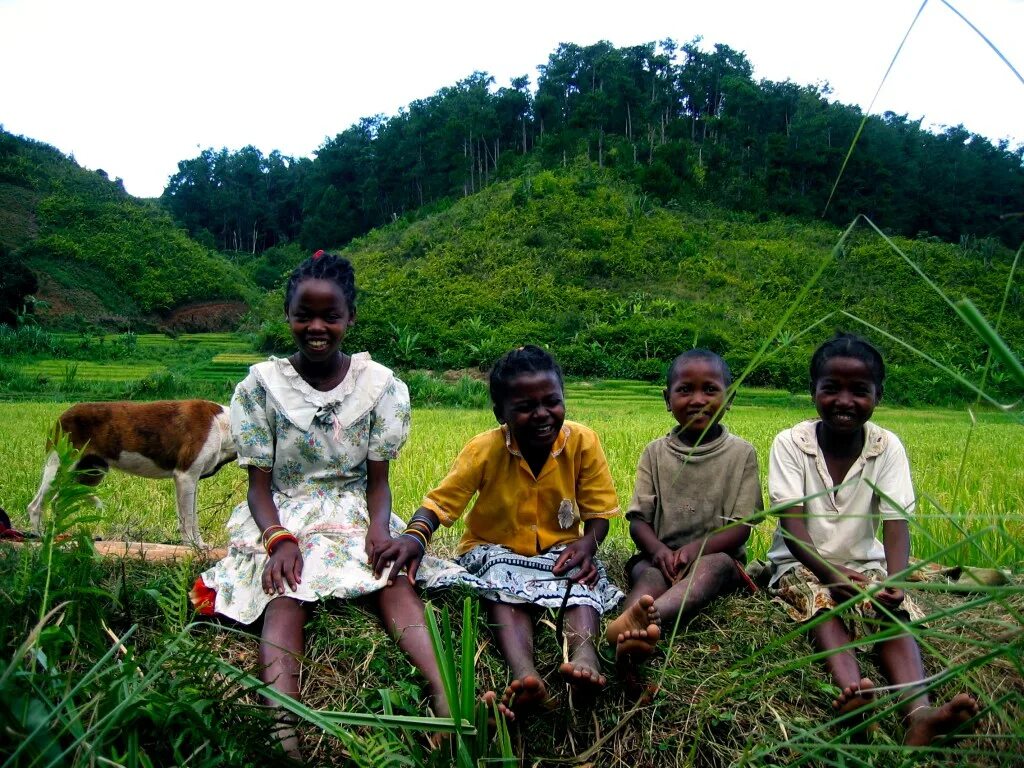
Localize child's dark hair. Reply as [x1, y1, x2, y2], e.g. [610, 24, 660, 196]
[489, 345, 564, 408]
[666, 349, 733, 389]
[283, 250, 356, 313]
[810, 333, 885, 389]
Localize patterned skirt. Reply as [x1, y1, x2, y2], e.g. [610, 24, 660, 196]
[453, 543, 623, 615]
[770, 566, 926, 639]
[192, 489, 465, 625]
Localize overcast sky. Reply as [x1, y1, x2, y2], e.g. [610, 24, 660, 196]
[1, 0, 1021, 198]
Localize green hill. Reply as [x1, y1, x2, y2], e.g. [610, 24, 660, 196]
[254, 165, 1019, 406]
[0, 129, 254, 330]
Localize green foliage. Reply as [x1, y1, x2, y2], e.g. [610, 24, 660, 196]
[241, 167, 1021, 405]
[0, 128, 257, 328]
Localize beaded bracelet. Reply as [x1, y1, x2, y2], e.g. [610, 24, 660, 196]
[402, 526, 429, 548]
[399, 532, 426, 553]
[265, 530, 298, 554]
[261, 524, 287, 547]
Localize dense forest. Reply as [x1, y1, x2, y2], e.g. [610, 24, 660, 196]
[160, 39, 1024, 254]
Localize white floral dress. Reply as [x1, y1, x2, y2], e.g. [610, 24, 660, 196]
[200, 353, 462, 624]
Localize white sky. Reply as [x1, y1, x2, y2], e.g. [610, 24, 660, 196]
[1, 0, 1021, 198]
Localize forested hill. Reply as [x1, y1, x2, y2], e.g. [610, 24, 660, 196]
[0, 130, 252, 330]
[247, 166, 1021, 405]
[162, 39, 1024, 256]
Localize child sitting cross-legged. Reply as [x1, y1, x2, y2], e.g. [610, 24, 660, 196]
[605, 349, 763, 692]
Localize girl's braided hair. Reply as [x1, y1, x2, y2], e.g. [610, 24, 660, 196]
[283, 250, 356, 313]
[810, 332, 886, 390]
[489, 345, 564, 409]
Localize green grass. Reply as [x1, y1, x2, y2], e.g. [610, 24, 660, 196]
[19, 360, 166, 382]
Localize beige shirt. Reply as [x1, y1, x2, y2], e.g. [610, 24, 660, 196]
[626, 425, 763, 558]
[766, 420, 915, 585]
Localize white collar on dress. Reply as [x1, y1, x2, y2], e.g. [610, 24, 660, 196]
[251, 352, 392, 432]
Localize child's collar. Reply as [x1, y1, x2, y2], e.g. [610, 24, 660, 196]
[501, 423, 571, 459]
[793, 419, 887, 458]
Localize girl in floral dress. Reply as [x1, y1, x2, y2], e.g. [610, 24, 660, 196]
[192, 251, 459, 756]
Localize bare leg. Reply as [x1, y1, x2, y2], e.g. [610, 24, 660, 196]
[487, 601, 547, 721]
[876, 633, 978, 745]
[260, 597, 308, 759]
[652, 553, 742, 634]
[809, 615, 874, 718]
[370, 579, 449, 717]
[558, 605, 606, 697]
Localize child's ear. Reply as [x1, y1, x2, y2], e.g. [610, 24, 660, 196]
[662, 388, 670, 410]
[348, 306, 357, 327]
[492, 405, 505, 424]
[875, 384, 884, 404]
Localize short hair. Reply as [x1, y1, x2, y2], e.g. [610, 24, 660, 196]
[283, 251, 356, 314]
[810, 332, 885, 390]
[489, 345, 564, 409]
[665, 348, 733, 389]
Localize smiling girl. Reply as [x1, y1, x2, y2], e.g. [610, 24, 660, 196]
[375, 345, 623, 721]
[192, 251, 458, 756]
[767, 333, 977, 746]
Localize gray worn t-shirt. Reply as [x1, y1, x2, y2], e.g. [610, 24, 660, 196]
[626, 425, 763, 559]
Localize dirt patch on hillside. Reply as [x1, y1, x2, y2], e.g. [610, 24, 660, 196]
[33, 273, 139, 330]
[162, 301, 249, 332]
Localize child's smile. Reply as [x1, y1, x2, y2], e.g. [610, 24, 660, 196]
[286, 278, 355, 363]
[664, 358, 729, 444]
[498, 371, 566, 457]
[812, 356, 880, 435]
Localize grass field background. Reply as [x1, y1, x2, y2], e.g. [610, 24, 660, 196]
[4, 381, 1020, 571]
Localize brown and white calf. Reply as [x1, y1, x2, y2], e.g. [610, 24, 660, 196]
[27, 400, 236, 547]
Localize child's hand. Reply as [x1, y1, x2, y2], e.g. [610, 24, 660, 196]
[262, 540, 303, 595]
[825, 565, 870, 603]
[371, 535, 424, 586]
[876, 586, 905, 610]
[652, 545, 678, 583]
[364, 522, 394, 565]
[553, 538, 598, 586]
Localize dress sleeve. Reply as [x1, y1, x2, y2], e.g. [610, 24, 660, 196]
[576, 431, 620, 520]
[625, 443, 657, 524]
[728, 445, 764, 523]
[875, 435, 916, 520]
[230, 372, 274, 469]
[368, 375, 411, 462]
[422, 439, 485, 526]
[767, 431, 805, 511]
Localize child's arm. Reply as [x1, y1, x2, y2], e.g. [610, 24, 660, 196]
[364, 459, 394, 565]
[878, 518, 910, 608]
[780, 508, 868, 600]
[553, 518, 609, 586]
[246, 466, 303, 595]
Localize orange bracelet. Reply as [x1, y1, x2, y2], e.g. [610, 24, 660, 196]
[265, 530, 298, 554]
[261, 525, 287, 546]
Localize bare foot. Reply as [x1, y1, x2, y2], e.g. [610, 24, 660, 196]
[615, 624, 662, 663]
[615, 625, 661, 701]
[833, 677, 875, 717]
[558, 643, 607, 705]
[493, 675, 548, 722]
[605, 594, 661, 646]
[904, 693, 979, 746]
